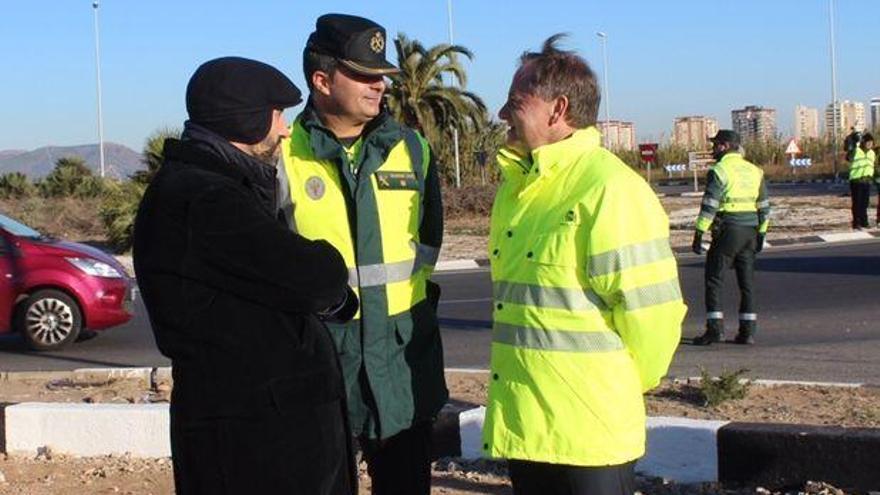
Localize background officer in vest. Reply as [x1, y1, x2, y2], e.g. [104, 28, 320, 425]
[848, 133, 875, 230]
[277, 14, 446, 495]
[483, 35, 686, 495]
[692, 130, 771, 345]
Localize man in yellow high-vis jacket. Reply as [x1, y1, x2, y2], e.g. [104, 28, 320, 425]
[277, 14, 446, 495]
[849, 133, 875, 230]
[483, 34, 686, 495]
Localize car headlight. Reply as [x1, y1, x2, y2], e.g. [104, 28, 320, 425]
[65, 257, 122, 278]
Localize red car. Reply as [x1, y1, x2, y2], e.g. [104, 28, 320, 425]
[0, 213, 135, 350]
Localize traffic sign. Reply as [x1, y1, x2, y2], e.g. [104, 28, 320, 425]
[665, 164, 687, 173]
[688, 151, 715, 171]
[639, 143, 659, 163]
[790, 158, 812, 167]
[785, 139, 800, 156]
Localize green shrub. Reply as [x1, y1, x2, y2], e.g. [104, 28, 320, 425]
[39, 157, 94, 197]
[698, 367, 751, 407]
[100, 181, 146, 252]
[0, 172, 36, 199]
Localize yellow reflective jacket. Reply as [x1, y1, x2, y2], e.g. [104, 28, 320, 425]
[849, 148, 876, 181]
[695, 152, 770, 234]
[483, 127, 686, 466]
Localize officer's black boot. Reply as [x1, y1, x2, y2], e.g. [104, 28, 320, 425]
[693, 320, 724, 346]
[735, 320, 756, 345]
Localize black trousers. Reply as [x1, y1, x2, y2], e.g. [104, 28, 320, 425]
[508, 459, 636, 495]
[850, 181, 871, 228]
[359, 421, 433, 495]
[705, 224, 758, 334]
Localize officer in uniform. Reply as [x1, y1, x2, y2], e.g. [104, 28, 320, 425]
[692, 130, 771, 345]
[484, 35, 686, 495]
[848, 133, 875, 230]
[277, 14, 446, 495]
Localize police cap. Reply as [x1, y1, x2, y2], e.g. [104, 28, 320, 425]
[306, 14, 399, 76]
[709, 130, 742, 147]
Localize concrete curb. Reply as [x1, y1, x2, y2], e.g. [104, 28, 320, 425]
[2, 368, 879, 490]
[435, 407, 880, 491]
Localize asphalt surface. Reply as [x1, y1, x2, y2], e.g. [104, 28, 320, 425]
[655, 180, 849, 197]
[2, 240, 879, 384]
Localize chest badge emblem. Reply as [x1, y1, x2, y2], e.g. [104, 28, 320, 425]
[305, 176, 325, 200]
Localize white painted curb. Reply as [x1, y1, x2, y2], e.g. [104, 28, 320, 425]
[5, 403, 170, 458]
[817, 231, 874, 243]
[641, 416, 728, 483]
[436, 259, 481, 271]
[455, 407, 725, 483]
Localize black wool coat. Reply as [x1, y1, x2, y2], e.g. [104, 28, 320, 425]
[133, 124, 356, 495]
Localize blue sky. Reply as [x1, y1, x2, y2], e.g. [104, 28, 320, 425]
[1, 0, 878, 152]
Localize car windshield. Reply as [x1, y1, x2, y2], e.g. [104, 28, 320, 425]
[0, 213, 42, 238]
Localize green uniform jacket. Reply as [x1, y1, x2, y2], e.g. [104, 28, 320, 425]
[278, 106, 447, 440]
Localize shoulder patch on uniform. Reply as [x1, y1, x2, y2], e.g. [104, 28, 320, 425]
[305, 176, 325, 200]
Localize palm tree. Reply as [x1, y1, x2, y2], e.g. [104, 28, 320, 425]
[132, 127, 180, 185]
[385, 34, 489, 184]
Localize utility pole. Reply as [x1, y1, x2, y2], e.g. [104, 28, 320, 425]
[447, 0, 461, 188]
[829, 0, 839, 178]
[92, 0, 106, 178]
[597, 32, 610, 148]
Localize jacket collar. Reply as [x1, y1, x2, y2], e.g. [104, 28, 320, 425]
[496, 127, 602, 181]
[165, 122, 278, 210]
[296, 101, 402, 161]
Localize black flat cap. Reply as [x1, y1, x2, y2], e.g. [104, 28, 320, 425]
[709, 129, 741, 147]
[306, 14, 399, 76]
[185, 57, 302, 144]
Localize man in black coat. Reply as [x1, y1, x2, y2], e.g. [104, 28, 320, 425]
[133, 57, 358, 495]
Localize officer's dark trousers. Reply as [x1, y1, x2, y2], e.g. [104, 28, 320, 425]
[508, 459, 636, 495]
[705, 224, 757, 334]
[850, 180, 871, 228]
[360, 421, 432, 495]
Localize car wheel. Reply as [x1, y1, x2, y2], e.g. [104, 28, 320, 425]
[17, 289, 83, 351]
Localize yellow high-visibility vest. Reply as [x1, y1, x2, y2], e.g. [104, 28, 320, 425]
[849, 148, 876, 181]
[483, 127, 686, 466]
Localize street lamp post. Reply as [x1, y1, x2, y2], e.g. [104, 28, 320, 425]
[92, 0, 106, 178]
[447, 0, 461, 188]
[597, 32, 610, 148]
[828, 0, 839, 178]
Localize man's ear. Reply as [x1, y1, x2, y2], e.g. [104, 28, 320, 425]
[311, 70, 333, 97]
[549, 95, 569, 126]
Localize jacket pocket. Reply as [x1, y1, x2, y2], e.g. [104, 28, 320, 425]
[529, 225, 579, 267]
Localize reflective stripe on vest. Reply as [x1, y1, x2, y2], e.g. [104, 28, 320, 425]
[349, 243, 439, 287]
[492, 322, 624, 352]
[715, 154, 762, 213]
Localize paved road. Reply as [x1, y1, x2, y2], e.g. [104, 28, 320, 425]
[655, 181, 850, 197]
[2, 240, 879, 384]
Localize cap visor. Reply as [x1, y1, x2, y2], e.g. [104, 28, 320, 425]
[339, 59, 400, 76]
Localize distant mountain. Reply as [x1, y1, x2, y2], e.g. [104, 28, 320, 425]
[0, 143, 144, 179]
[0, 150, 26, 160]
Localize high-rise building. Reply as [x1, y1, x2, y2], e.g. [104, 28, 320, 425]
[870, 98, 880, 131]
[793, 105, 820, 141]
[597, 120, 636, 151]
[731, 106, 777, 141]
[672, 116, 718, 150]
[825, 100, 866, 136]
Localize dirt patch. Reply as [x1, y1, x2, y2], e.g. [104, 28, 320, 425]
[0, 372, 870, 494]
[446, 372, 880, 428]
